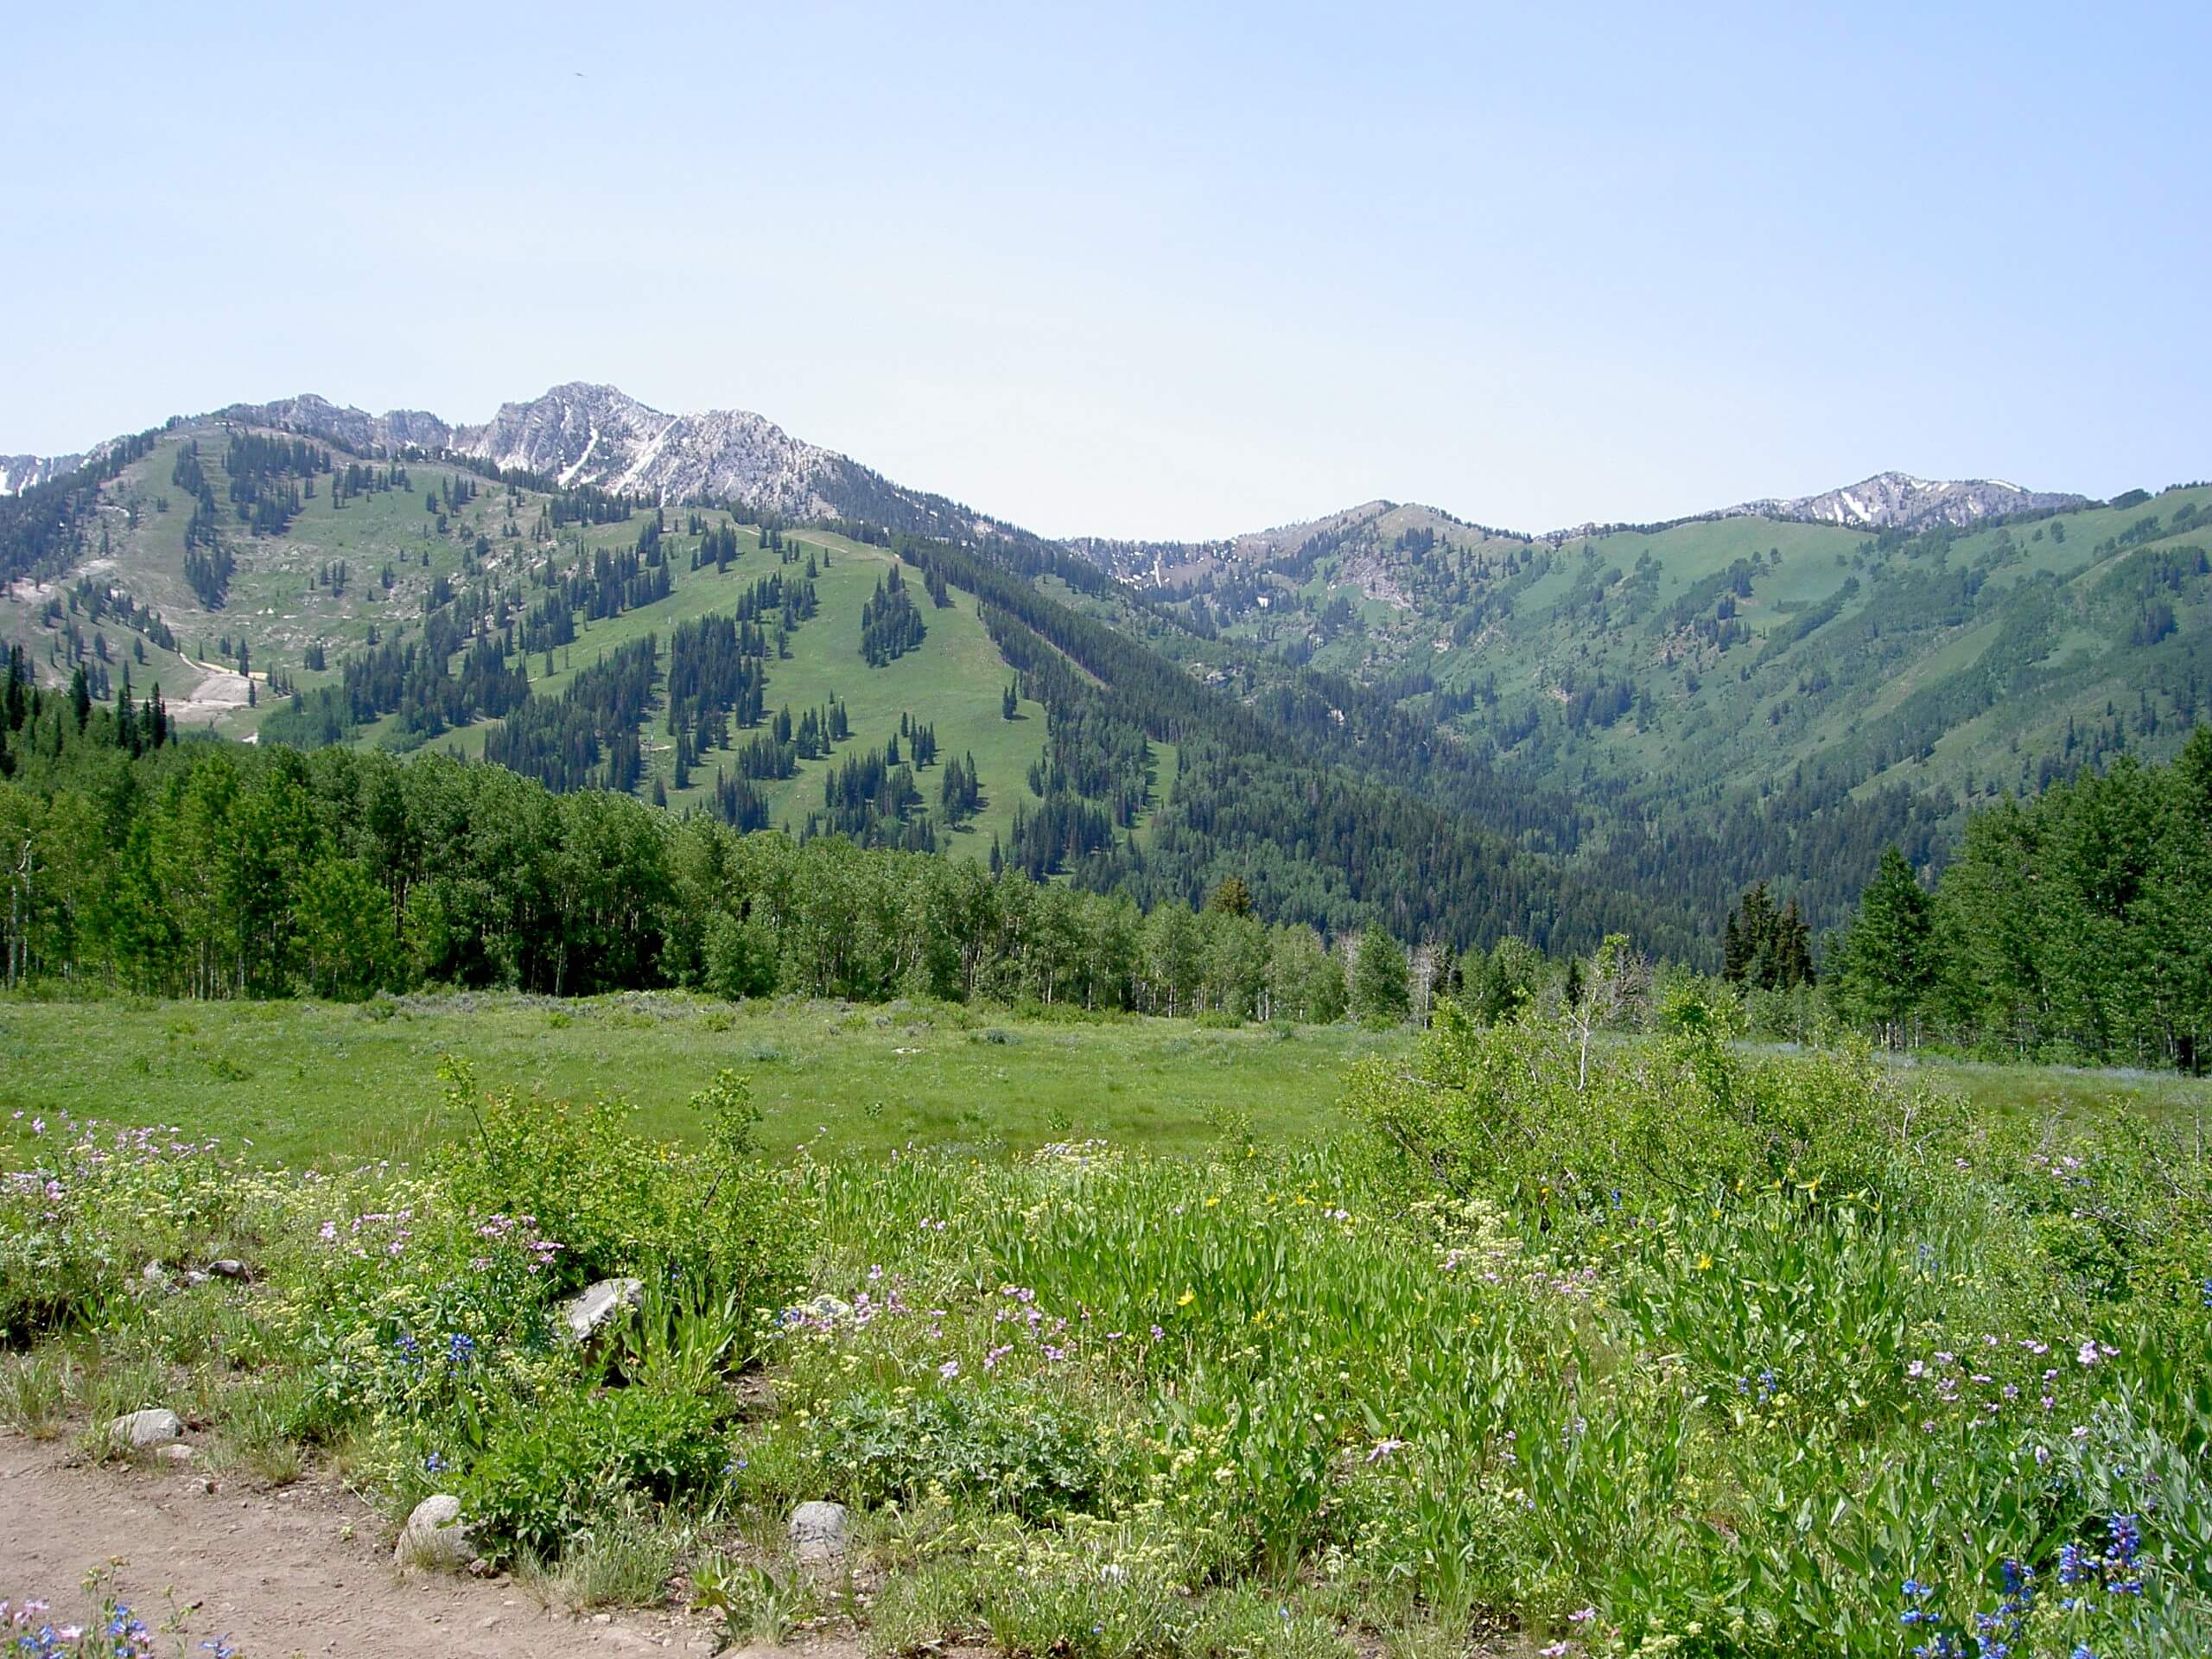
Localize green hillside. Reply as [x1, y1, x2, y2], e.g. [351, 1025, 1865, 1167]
[1161, 484, 2212, 920]
[2, 414, 1704, 962]
[2, 420, 1050, 860]
[11, 406, 2205, 955]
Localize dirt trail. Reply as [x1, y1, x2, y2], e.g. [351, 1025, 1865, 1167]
[0, 1434, 725, 1658]
[167, 657, 257, 728]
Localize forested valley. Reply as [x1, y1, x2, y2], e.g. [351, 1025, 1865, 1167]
[4, 641, 2209, 1071]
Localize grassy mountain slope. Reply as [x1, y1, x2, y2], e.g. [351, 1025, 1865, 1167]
[1154, 484, 2212, 918]
[11, 396, 2201, 954]
[2, 412, 1705, 958]
[0, 419, 1048, 856]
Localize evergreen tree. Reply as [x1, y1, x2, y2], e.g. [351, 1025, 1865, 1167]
[1207, 875, 1254, 917]
[1834, 847, 1934, 1046]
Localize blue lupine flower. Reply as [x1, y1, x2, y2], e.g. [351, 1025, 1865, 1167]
[2059, 1541, 2090, 1586]
[2107, 1512, 2140, 1565]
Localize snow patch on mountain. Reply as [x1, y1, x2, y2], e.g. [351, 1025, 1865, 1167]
[1719, 471, 2085, 531]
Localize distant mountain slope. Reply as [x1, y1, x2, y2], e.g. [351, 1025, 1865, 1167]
[1066, 478, 2089, 588]
[10, 385, 2090, 556]
[0, 407, 1707, 960]
[1149, 478, 2212, 927]
[1719, 471, 2086, 531]
[198, 384, 1017, 543]
[2, 380, 2194, 949]
[0, 454, 82, 495]
[0, 412, 1057, 863]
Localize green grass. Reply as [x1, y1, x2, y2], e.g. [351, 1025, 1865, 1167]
[3, 992, 2204, 1174]
[1903, 1052, 2212, 1139]
[0, 994, 1394, 1167]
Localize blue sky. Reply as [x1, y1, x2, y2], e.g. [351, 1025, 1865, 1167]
[4, 0, 2206, 537]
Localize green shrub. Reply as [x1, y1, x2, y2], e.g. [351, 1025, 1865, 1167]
[283, 1183, 572, 1440]
[0, 1120, 262, 1340]
[460, 1383, 729, 1560]
[1347, 995, 1960, 1227]
[438, 1062, 797, 1310]
[814, 1382, 1107, 1519]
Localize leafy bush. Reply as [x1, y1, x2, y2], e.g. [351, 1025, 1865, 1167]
[459, 1384, 728, 1560]
[439, 1063, 797, 1310]
[0, 1120, 262, 1339]
[282, 1183, 572, 1440]
[1347, 995, 1962, 1226]
[814, 1382, 1107, 1519]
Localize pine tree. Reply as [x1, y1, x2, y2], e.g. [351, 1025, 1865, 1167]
[1834, 848, 1934, 1046]
[1206, 875, 1254, 917]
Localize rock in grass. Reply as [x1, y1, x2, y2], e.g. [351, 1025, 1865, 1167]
[208, 1259, 246, 1279]
[110, 1408, 182, 1447]
[790, 1500, 849, 1567]
[395, 1494, 474, 1572]
[560, 1277, 644, 1344]
[140, 1261, 168, 1288]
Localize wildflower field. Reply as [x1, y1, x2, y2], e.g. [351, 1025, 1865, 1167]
[3, 995, 2209, 1659]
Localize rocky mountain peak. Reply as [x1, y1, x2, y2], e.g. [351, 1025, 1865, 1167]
[1720, 471, 2087, 531]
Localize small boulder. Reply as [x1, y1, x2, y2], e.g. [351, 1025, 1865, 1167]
[790, 1499, 849, 1567]
[110, 1408, 182, 1448]
[208, 1259, 246, 1279]
[182, 1269, 211, 1288]
[560, 1277, 644, 1344]
[395, 1494, 474, 1573]
[140, 1262, 168, 1288]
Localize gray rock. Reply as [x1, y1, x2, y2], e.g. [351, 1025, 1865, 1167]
[140, 1262, 168, 1287]
[560, 1277, 644, 1344]
[182, 1269, 210, 1288]
[208, 1259, 246, 1279]
[395, 1494, 474, 1573]
[790, 1500, 849, 1567]
[110, 1408, 182, 1447]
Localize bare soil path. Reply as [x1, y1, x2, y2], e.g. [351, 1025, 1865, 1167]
[0, 1434, 722, 1658]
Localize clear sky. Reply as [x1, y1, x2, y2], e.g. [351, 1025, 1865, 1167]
[4, 1, 2206, 539]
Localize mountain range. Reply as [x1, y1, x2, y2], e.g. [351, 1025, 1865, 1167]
[0, 382, 2094, 556]
[3, 379, 2202, 959]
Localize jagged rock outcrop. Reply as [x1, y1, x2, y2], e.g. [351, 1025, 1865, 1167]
[0, 454, 84, 494]
[184, 383, 1005, 541]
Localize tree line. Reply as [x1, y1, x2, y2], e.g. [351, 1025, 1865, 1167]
[1827, 728, 2212, 1070]
[0, 664, 1432, 1020]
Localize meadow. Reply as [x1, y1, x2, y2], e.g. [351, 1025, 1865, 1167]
[0, 994, 1399, 1165]
[1, 993, 2201, 1166]
[3, 993, 2209, 1658]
